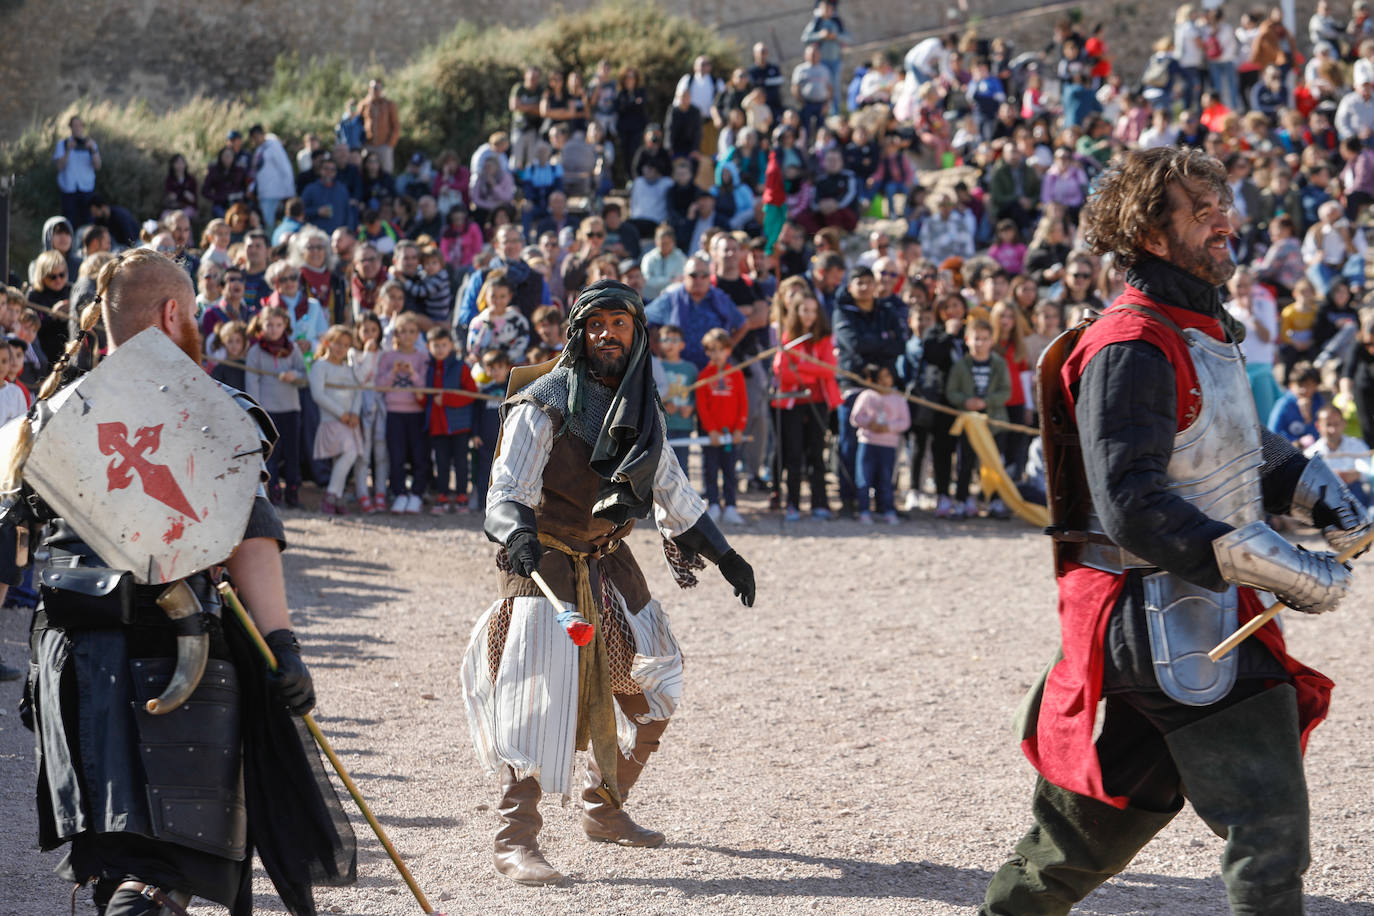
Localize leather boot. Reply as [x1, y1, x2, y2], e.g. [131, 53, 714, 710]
[493, 766, 563, 885]
[581, 693, 668, 847]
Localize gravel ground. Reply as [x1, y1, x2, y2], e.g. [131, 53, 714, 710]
[3, 492, 1374, 915]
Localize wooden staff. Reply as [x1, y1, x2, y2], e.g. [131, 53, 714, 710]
[666, 334, 813, 400]
[20, 300, 70, 320]
[219, 583, 444, 915]
[207, 357, 308, 386]
[1208, 527, 1374, 661]
[787, 347, 1042, 436]
[325, 382, 505, 401]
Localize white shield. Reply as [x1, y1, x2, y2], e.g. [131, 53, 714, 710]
[24, 328, 264, 584]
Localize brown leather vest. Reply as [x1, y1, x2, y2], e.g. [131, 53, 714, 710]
[497, 398, 651, 611]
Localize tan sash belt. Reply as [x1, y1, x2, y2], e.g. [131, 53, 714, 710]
[539, 533, 623, 808]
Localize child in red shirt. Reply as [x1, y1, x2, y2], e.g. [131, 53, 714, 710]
[423, 326, 479, 514]
[694, 327, 748, 524]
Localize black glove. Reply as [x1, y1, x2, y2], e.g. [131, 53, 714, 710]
[506, 528, 544, 578]
[264, 628, 315, 716]
[718, 550, 755, 607]
[485, 501, 543, 577]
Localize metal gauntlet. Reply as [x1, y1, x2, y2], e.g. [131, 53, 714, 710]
[1290, 457, 1372, 557]
[1213, 520, 1352, 614]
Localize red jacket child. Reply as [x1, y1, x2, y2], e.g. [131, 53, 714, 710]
[694, 360, 748, 440]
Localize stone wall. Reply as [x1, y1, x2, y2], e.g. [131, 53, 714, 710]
[0, 0, 1323, 139]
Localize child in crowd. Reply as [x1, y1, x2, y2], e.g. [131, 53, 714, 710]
[309, 325, 364, 515]
[5, 339, 31, 409]
[531, 305, 568, 352]
[1305, 405, 1373, 508]
[16, 311, 46, 393]
[349, 311, 389, 512]
[466, 273, 531, 366]
[209, 320, 248, 390]
[945, 317, 1011, 519]
[469, 348, 510, 513]
[990, 301, 1031, 480]
[441, 206, 484, 271]
[1269, 363, 1326, 448]
[423, 326, 479, 514]
[850, 363, 911, 525]
[0, 343, 27, 427]
[413, 246, 454, 326]
[1278, 277, 1319, 383]
[201, 218, 232, 267]
[774, 294, 840, 520]
[375, 280, 405, 343]
[376, 313, 431, 514]
[0, 287, 23, 336]
[987, 219, 1027, 276]
[245, 305, 307, 507]
[655, 324, 698, 471]
[694, 327, 747, 524]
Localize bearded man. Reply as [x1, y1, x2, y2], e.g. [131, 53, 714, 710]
[461, 279, 755, 886]
[18, 250, 351, 914]
[981, 147, 1369, 915]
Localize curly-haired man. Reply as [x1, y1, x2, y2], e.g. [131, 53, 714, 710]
[981, 146, 1370, 915]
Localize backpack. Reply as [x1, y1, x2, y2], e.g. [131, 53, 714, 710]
[1142, 55, 1172, 89]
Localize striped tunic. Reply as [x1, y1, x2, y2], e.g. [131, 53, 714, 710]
[460, 402, 707, 797]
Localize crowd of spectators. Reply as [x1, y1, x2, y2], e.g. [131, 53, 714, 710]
[14, 0, 1374, 522]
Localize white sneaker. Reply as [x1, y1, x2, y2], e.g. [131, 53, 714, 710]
[722, 506, 745, 525]
[903, 490, 921, 512]
[707, 504, 722, 522]
[391, 495, 407, 514]
[405, 493, 423, 514]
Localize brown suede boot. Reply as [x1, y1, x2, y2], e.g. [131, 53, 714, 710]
[494, 766, 564, 885]
[581, 694, 668, 847]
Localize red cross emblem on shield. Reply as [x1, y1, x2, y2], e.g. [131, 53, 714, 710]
[97, 422, 201, 521]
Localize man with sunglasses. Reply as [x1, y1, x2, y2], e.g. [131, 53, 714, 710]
[644, 255, 746, 370]
[455, 225, 553, 330]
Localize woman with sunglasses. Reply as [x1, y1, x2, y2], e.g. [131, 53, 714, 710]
[28, 249, 72, 364]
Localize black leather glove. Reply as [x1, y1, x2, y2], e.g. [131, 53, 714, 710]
[717, 550, 755, 607]
[485, 501, 543, 577]
[264, 628, 315, 716]
[506, 528, 544, 578]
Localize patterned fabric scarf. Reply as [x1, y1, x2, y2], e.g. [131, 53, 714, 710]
[257, 331, 294, 359]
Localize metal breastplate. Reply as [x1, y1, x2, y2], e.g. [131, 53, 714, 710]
[1084, 328, 1264, 705]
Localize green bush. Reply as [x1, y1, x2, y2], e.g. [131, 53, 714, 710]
[0, 0, 736, 273]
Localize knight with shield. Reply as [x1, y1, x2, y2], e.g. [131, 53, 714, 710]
[10, 251, 352, 915]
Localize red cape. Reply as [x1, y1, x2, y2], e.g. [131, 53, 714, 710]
[1022, 286, 1334, 808]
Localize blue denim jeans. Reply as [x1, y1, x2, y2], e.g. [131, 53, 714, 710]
[701, 443, 737, 507]
[836, 390, 860, 504]
[856, 442, 896, 514]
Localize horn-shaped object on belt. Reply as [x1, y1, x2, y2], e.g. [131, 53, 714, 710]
[145, 580, 209, 715]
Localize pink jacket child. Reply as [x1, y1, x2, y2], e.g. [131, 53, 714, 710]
[849, 387, 911, 448]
